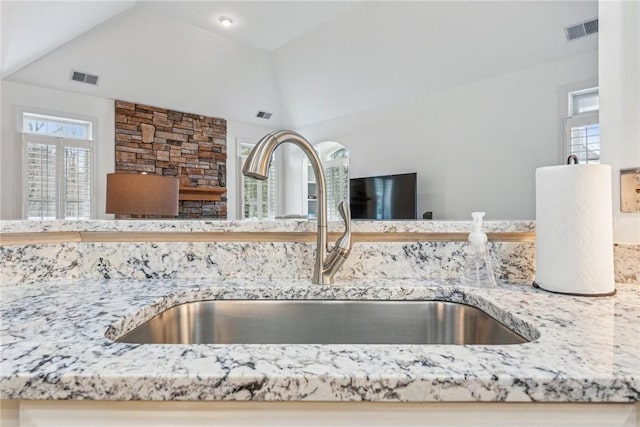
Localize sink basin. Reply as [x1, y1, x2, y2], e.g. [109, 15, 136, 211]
[116, 300, 530, 345]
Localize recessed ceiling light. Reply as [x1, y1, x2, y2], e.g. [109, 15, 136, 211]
[218, 16, 235, 27]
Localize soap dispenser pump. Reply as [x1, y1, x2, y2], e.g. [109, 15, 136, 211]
[460, 212, 497, 288]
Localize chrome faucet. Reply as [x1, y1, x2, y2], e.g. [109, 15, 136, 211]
[242, 130, 352, 285]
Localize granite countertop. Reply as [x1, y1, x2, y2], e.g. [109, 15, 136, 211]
[1, 278, 638, 402]
[0, 219, 536, 234]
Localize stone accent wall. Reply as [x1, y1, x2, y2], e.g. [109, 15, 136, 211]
[114, 101, 227, 218]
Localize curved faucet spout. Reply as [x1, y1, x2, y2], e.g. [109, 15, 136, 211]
[242, 130, 351, 285]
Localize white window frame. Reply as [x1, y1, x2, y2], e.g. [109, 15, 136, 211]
[560, 85, 599, 164]
[17, 107, 97, 220]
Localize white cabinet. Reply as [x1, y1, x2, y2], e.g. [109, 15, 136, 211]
[5, 400, 638, 427]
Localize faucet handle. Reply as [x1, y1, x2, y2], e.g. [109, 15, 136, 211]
[334, 201, 352, 251]
[322, 201, 352, 283]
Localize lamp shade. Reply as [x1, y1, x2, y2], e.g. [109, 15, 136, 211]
[106, 173, 179, 217]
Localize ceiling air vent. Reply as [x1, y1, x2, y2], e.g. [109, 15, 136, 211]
[565, 18, 598, 41]
[256, 111, 272, 120]
[71, 70, 99, 85]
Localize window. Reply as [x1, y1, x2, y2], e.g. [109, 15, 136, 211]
[21, 112, 94, 220]
[305, 142, 350, 221]
[238, 142, 277, 219]
[565, 88, 599, 164]
[323, 148, 350, 221]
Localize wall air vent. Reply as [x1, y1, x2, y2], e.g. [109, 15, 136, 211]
[565, 18, 598, 41]
[71, 70, 99, 85]
[256, 111, 272, 120]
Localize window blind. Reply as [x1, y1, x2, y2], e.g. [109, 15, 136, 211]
[64, 145, 92, 219]
[324, 161, 350, 221]
[26, 140, 57, 220]
[239, 154, 277, 220]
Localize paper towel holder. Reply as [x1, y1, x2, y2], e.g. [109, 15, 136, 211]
[534, 162, 617, 297]
[567, 155, 579, 165]
[532, 281, 616, 297]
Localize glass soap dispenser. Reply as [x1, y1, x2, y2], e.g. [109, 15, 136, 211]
[460, 211, 497, 288]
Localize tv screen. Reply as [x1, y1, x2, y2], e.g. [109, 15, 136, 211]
[349, 173, 417, 220]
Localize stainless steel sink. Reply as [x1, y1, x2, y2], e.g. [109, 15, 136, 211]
[116, 300, 530, 345]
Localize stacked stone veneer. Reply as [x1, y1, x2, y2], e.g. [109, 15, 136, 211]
[114, 100, 227, 218]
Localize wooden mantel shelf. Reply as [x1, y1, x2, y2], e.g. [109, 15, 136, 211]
[178, 186, 226, 201]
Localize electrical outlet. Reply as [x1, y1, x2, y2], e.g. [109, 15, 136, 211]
[620, 168, 640, 212]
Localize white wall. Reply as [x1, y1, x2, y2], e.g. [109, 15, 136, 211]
[1, 1, 135, 78]
[599, 0, 640, 244]
[294, 52, 598, 220]
[6, 5, 284, 129]
[0, 80, 115, 219]
[272, 1, 597, 129]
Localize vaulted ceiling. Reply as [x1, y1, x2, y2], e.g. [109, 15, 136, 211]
[1, 1, 137, 78]
[1, 1, 598, 128]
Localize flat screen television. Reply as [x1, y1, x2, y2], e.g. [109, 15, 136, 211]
[349, 172, 417, 220]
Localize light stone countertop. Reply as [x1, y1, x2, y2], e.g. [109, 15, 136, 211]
[1, 278, 638, 402]
[0, 219, 536, 234]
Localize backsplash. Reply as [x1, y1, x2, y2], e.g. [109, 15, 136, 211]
[0, 241, 534, 286]
[1, 220, 636, 286]
[613, 243, 640, 284]
[114, 101, 227, 218]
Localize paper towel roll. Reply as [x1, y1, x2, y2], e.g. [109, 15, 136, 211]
[535, 164, 615, 296]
